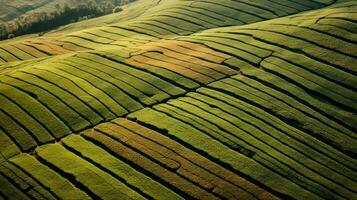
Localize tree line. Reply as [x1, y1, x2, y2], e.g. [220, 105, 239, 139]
[0, 0, 135, 40]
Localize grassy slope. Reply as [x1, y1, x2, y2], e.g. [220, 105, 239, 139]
[0, 0, 125, 23]
[0, 0, 56, 22]
[0, 0, 356, 199]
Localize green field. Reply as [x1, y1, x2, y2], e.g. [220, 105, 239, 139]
[0, 0, 356, 199]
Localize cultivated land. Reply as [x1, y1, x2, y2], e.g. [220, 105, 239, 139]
[0, 0, 356, 199]
[0, 0, 125, 23]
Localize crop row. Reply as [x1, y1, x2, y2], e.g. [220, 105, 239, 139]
[0, 39, 238, 153]
[0, 0, 333, 63]
[1, 115, 282, 199]
[173, 8, 357, 154]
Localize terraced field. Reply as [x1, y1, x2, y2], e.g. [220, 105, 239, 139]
[0, 0, 356, 199]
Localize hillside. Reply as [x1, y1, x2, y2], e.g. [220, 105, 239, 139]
[0, 0, 356, 199]
[0, 0, 135, 40]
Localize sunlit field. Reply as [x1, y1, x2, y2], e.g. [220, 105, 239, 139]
[0, 0, 356, 199]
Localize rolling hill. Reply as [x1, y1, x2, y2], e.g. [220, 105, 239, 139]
[0, 0, 135, 40]
[0, 0, 356, 199]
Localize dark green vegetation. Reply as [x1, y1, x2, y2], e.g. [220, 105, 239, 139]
[0, 0, 136, 40]
[0, 0, 356, 199]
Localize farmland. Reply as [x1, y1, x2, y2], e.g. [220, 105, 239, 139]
[0, 0, 356, 199]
